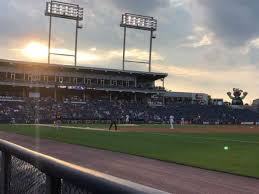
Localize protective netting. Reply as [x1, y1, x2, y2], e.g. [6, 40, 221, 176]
[9, 156, 94, 194]
[62, 181, 93, 194]
[10, 156, 46, 194]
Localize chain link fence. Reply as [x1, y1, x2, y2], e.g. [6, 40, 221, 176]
[2, 154, 101, 194]
[10, 156, 47, 193]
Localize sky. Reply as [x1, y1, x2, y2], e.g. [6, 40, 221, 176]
[1, 0, 259, 104]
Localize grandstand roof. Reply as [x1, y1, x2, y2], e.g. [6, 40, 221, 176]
[0, 59, 168, 80]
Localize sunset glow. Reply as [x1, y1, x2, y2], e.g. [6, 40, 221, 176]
[22, 42, 48, 59]
[21, 41, 100, 63]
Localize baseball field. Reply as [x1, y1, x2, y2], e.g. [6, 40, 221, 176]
[0, 124, 259, 178]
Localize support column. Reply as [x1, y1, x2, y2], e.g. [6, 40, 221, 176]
[109, 92, 112, 102]
[148, 30, 154, 72]
[48, 15, 52, 64]
[134, 93, 137, 102]
[75, 13, 79, 67]
[122, 27, 127, 71]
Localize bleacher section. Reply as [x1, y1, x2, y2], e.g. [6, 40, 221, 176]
[0, 97, 259, 124]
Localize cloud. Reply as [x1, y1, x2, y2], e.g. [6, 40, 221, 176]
[89, 47, 97, 52]
[182, 34, 213, 48]
[107, 49, 164, 61]
[10, 41, 164, 68]
[0, 0, 46, 41]
[240, 37, 259, 54]
[111, 0, 170, 14]
[153, 63, 259, 102]
[181, 26, 214, 48]
[171, 0, 185, 8]
[190, 0, 259, 47]
[250, 38, 259, 49]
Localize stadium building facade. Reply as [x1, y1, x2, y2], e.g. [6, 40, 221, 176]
[164, 92, 210, 105]
[0, 59, 167, 103]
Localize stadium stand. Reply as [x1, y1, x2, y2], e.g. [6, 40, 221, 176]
[0, 59, 259, 125]
[0, 97, 259, 124]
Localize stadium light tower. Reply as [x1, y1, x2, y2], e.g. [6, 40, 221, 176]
[120, 13, 157, 72]
[45, 0, 84, 66]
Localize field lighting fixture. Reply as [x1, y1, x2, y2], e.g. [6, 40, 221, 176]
[45, 0, 84, 66]
[120, 13, 157, 72]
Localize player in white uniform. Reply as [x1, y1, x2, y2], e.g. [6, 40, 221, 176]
[169, 115, 174, 129]
[181, 117, 184, 125]
[125, 115, 130, 124]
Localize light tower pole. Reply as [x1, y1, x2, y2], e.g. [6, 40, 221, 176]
[120, 13, 157, 72]
[45, 0, 84, 66]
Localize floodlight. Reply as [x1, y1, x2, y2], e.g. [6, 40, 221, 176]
[45, 1, 83, 21]
[120, 13, 157, 31]
[120, 13, 158, 72]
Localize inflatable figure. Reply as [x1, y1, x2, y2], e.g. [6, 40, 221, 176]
[227, 88, 248, 105]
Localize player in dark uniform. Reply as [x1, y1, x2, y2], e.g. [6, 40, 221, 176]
[55, 111, 62, 129]
[109, 112, 118, 131]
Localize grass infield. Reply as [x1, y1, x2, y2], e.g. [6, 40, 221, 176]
[0, 124, 259, 178]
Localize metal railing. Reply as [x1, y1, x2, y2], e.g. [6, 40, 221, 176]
[0, 139, 169, 194]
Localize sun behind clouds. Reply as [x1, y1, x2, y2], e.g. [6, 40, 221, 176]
[22, 42, 48, 59]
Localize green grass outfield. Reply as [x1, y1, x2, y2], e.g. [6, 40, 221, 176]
[0, 124, 259, 178]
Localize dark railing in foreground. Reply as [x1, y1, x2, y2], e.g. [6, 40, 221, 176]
[0, 139, 168, 194]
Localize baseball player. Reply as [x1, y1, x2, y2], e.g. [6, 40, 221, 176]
[169, 115, 175, 129]
[109, 111, 118, 131]
[125, 114, 130, 124]
[181, 117, 185, 125]
[55, 111, 62, 129]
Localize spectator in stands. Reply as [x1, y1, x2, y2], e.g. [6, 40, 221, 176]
[0, 96, 259, 125]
